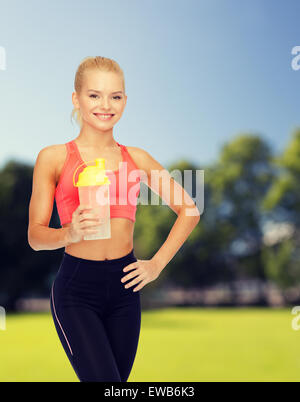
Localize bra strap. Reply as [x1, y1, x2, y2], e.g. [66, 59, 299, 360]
[67, 140, 77, 154]
[121, 143, 139, 169]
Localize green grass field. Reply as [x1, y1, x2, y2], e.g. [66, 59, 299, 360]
[0, 307, 299, 382]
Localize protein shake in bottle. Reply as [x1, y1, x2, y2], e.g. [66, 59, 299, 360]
[73, 158, 111, 240]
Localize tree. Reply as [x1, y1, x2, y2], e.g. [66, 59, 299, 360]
[261, 127, 300, 292]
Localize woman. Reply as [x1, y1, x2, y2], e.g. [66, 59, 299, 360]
[27, 56, 200, 382]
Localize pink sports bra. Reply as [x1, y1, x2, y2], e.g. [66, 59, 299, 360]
[54, 140, 141, 226]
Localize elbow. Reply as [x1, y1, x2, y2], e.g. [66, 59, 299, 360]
[194, 214, 201, 227]
[181, 205, 201, 220]
[31, 244, 40, 252]
[27, 230, 39, 251]
[191, 208, 201, 229]
[28, 238, 39, 251]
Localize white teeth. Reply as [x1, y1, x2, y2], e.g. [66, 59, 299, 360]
[94, 114, 113, 120]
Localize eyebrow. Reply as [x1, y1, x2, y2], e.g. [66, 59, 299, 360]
[87, 89, 124, 94]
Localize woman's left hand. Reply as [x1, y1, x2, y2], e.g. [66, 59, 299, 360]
[121, 258, 162, 292]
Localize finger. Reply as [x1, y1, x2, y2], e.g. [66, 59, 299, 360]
[76, 205, 91, 215]
[83, 217, 105, 227]
[81, 221, 101, 230]
[124, 275, 144, 288]
[84, 228, 100, 234]
[91, 207, 102, 216]
[80, 212, 99, 222]
[123, 263, 139, 272]
[121, 269, 140, 283]
[133, 280, 147, 292]
[93, 215, 106, 223]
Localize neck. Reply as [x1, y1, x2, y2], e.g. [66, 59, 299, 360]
[76, 124, 116, 149]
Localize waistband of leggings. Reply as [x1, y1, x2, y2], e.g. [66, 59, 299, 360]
[63, 248, 136, 267]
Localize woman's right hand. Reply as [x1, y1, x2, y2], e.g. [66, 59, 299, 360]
[66, 204, 104, 244]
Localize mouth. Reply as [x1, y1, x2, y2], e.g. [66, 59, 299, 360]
[93, 113, 115, 121]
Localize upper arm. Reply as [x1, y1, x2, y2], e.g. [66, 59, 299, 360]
[28, 146, 57, 235]
[132, 147, 200, 217]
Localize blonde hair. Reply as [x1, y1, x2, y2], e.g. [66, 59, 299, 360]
[70, 56, 125, 128]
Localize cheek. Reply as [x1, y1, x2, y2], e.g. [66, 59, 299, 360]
[116, 103, 126, 113]
[77, 101, 90, 113]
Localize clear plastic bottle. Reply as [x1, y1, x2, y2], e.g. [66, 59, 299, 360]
[73, 158, 111, 240]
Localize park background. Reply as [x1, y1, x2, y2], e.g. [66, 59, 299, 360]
[0, 0, 300, 381]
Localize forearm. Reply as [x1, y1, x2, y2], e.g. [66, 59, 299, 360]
[151, 208, 200, 272]
[28, 225, 72, 251]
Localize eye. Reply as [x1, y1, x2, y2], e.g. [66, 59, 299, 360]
[89, 94, 122, 100]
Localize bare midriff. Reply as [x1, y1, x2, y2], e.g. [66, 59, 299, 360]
[62, 218, 135, 260]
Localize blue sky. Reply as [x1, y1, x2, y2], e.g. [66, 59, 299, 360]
[0, 0, 299, 170]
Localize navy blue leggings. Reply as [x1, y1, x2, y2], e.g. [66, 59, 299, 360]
[50, 248, 141, 382]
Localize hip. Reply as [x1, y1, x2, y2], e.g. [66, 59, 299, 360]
[51, 248, 140, 312]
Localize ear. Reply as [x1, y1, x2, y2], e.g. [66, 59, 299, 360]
[72, 91, 80, 109]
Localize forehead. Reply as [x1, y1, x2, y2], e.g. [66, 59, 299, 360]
[82, 69, 123, 90]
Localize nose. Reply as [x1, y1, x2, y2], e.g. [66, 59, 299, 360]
[99, 96, 111, 110]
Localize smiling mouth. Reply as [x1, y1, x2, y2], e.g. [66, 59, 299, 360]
[93, 113, 115, 120]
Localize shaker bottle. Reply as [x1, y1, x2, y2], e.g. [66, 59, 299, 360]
[73, 158, 111, 240]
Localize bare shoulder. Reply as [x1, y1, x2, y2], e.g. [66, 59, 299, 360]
[37, 143, 67, 185]
[37, 143, 64, 158]
[126, 146, 149, 171]
[126, 146, 164, 171]
[126, 146, 146, 159]
[126, 146, 153, 164]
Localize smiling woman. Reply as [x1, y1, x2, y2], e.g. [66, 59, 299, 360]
[27, 55, 200, 383]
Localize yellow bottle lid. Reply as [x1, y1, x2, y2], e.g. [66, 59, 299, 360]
[74, 158, 111, 187]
